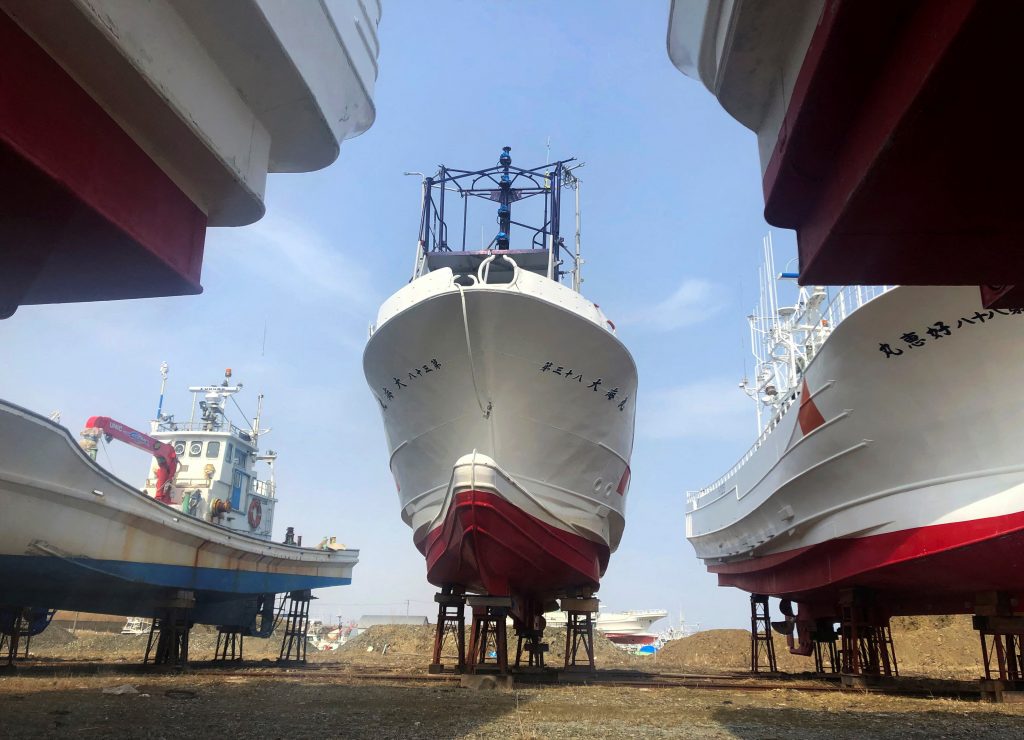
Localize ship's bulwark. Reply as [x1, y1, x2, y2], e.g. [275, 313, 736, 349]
[364, 268, 636, 615]
[687, 286, 1024, 620]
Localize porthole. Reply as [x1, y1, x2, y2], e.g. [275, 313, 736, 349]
[189, 442, 202, 457]
[173, 442, 185, 456]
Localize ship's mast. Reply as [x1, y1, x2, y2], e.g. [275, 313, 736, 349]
[408, 146, 578, 287]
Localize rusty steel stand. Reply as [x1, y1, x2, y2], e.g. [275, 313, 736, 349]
[466, 596, 511, 674]
[144, 609, 192, 666]
[562, 597, 599, 672]
[1, 609, 31, 665]
[811, 620, 840, 674]
[838, 589, 897, 678]
[515, 628, 548, 669]
[429, 588, 466, 674]
[214, 627, 244, 662]
[278, 589, 312, 663]
[750, 594, 778, 673]
[973, 592, 1024, 702]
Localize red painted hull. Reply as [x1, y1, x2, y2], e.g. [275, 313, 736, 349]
[710, 510, 1024, 614]
[421, 490, 609, 600]
[0, 11, 206, 314]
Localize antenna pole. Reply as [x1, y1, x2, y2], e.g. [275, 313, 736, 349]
[156, 362, 169, 420]
[253, 393, 264, 443]
[573, 176, 583, 291]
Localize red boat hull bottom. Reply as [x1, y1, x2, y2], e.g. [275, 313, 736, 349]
[421, 490, 609, 602]
[709, 510, 1024, 615]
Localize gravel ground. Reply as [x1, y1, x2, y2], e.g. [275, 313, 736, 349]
[6, 617, 1013, 738]
[0, 671, 1022, 739]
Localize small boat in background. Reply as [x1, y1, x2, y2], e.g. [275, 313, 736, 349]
[0, 367, 357, 639]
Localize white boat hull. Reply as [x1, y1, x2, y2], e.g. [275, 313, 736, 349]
[364, 267, 636, 602]
[687, 286, 1024, 615]
[0, 401, 358, 627]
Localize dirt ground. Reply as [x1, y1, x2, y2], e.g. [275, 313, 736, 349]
[4, 616, 1017, 738]
[1, 670, 1023, 739]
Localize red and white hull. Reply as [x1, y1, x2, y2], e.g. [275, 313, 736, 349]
[687, 286, 1024, 615]
[364, 266, 637, 609]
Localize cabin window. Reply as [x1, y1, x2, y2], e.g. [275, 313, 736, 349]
[173, 441, 185, 456]
[188, 441, 202, 457]
[225, 444, 233, 466]
[206, 440, 221, 458]
[235, 448, 247, 465]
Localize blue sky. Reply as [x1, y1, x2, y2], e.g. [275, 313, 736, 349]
[0, 2, 800, 630]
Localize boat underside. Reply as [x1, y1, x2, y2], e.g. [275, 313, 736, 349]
[710, 510, 1024, 616]
[420, 488, 610, 599]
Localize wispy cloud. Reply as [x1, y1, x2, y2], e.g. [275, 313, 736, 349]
[621, 278, 726, 332]
[205, 214, 378, 315]
[639, 378, 754, 441]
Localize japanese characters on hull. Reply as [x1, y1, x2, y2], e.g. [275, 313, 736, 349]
[540, 361, 631, 411]
[378, 358, 443, 408]
[878, 308, 1022, 358]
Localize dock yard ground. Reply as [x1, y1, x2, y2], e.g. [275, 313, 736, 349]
[2, 617, 1023, 738]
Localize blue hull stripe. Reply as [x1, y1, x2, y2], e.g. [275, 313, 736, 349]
[0, 554, 351, 596]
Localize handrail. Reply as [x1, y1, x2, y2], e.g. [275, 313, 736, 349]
[687, 285, 894, 506]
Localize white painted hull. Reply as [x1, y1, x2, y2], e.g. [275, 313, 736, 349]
[544, 609, 668, 635]
[686, 286, 1024, 603]
[0, 400, 357, 621]
[364, 266, 637, 596]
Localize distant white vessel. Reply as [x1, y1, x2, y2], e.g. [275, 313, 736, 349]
[544, 609, 668, 645]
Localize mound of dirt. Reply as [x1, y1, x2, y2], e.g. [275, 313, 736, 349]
[654, 616, 982, 678]
[654, 629, 808, 673]
[888, 615, 980, 679]
[335, 624, 646, 668]
[25, 625, 77, 648]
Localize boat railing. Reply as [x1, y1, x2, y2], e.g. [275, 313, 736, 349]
[155, 419, 255, 443]
[686, 392, 798, 507]
[253, 479, 276, 498]
[686, 284, 895, 508]
[819, 284, 892, 331]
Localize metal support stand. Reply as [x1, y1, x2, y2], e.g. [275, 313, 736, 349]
[562, 597, 598, 672]
[1, 610, 30, 665]
[973, 592, 1024, 702]
[515, 629, 548, 669]
[467, 596, 511, 674]
[278, 589, 312, 663]
[429, 588, 466, 674]
[144, 609, 192, 666]
[214, 628, 244, 662]
[838, 589, 897, 677]
[750, 594, 777, 673]
[812, 620, 840, 674]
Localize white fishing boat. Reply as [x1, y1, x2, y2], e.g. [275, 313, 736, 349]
[0, 368, 357, 637]
[543, 608, 668, 644]
[364, 147, 637, 623]
[686, 237, 1024, 650]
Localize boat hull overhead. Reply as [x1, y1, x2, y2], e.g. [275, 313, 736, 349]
[364, 266, 636, 606]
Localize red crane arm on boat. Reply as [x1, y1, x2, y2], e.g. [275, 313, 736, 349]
[84, 416, 177, 503]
